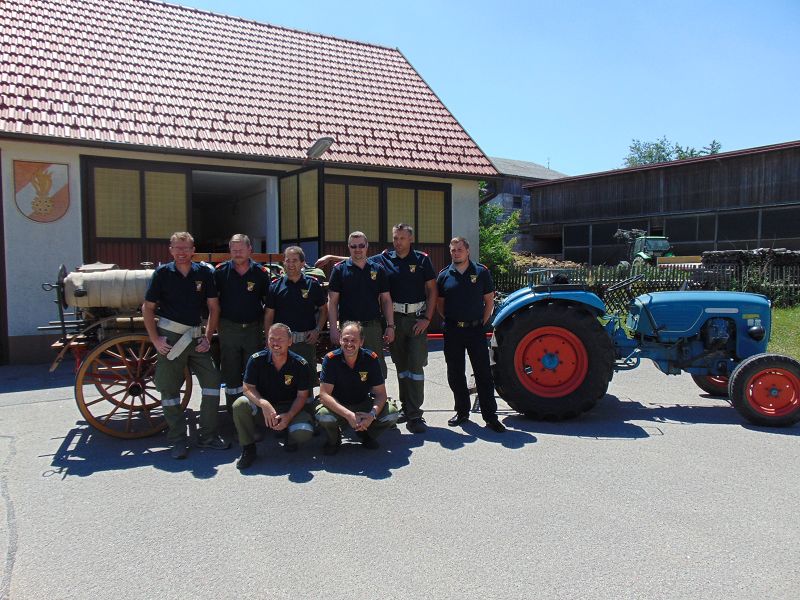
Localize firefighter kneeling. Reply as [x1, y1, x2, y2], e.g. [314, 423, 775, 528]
[232, 323, 314, 470]
[315, 321, 398, 454]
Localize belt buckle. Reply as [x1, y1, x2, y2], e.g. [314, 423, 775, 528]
[457, 321, 465, 328]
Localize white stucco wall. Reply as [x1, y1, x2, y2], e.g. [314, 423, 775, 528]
[1, 143, 84, 338]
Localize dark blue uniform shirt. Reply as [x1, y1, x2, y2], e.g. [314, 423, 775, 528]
[145, 261, 217, 326]
[328, 258, 388, 322]
[320, 348, 384, 406]
[243, 349, 311, 407]
[436, 261, 494, 322]
[370, 249, 435, 304]
[266, 274, 327, 332]
[213, 259, 270, 324]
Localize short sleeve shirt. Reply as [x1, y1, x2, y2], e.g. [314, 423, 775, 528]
[243, 349, 311, 408]
[266, 274, 327, 332]
[320, 348, 384, 407]
[370, 249, 435, 304]
[145, 261, 217, 326]
[436, 261, 494, 322]
[213, 259, 270, 324]
[328, 258, 389, 322]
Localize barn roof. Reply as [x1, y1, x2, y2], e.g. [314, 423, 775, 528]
[0, 0, 498, 177]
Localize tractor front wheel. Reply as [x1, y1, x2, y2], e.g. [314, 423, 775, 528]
[729, 353, 800, 427]
[492, 303, 614, 420]
[691, 374, 729, 397]
[75, 334, 192, 438]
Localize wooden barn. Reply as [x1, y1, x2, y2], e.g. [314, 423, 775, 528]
[523, 141, 800, 264]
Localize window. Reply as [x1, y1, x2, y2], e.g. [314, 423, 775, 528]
[512, 195, 522, 209]
[280, 168, 319, 244]
[93, 167, 186, 239]
[322, 178, 450, 245]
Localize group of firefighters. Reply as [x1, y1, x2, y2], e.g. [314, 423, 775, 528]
[142, 224, 506, 469]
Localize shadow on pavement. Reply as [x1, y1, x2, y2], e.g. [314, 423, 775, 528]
[502, 393, 799, 438]
[0, 363, 73, 393]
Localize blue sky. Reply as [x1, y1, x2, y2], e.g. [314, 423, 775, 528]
[179, 0, 800, 176]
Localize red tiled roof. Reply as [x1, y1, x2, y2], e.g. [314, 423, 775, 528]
[0, 0, 498, 177]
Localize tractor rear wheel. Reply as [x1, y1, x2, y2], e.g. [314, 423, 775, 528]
[492, 303, 614, 420]
[691, 374, 729, 397]
[729, 353, 800, 427]
[75, 334, 192, 438]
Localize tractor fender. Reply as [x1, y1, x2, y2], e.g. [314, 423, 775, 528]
[493, 290, 606, 328]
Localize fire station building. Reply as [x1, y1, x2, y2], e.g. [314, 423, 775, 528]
[0, 0, 498, 363]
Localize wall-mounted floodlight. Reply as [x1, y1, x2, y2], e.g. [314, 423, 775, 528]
[306, 136, 335, 159]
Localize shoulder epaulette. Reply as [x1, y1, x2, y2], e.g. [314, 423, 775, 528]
[259, 265, 269, 273]
[477, 263, 488, 270]
[251, 350, 266, 359]
[326, 351, 337, 359]
[334, 260, 345, 267]
[419, 250, 428, 257]
[215, 261, 226, 269]
[369, 350, 378, 359]
[382, 249, 390, 255]
[438, 265, 449, 274]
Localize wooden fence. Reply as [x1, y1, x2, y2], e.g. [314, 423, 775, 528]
[491, 264, 800, 308]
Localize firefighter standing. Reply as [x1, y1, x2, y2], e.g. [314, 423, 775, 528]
[213, 234, 270, 408]
[142, 231, 230, 459]
[436, 236, 505, 433]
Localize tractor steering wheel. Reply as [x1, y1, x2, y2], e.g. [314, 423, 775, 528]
[606, 273, 645, 293]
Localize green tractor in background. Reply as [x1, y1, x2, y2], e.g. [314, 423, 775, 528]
[615, 228, 674, 267]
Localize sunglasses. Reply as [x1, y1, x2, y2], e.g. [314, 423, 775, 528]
[349, 243, 367, 249]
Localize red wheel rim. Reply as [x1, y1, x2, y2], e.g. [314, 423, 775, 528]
[745, 368, 800, 417]
[513, 326, 589, 397]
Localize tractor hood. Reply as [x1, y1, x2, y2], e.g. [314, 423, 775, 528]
[629, 291, 771, 340]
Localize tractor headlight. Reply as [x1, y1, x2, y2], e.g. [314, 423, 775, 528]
[747, 325, 766, 341]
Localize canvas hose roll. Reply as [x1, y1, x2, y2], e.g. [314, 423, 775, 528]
[64, 269, 154, 309]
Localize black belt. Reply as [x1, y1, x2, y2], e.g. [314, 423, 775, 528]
[445, 319, 483, 328]
[221, 319, 260, 329]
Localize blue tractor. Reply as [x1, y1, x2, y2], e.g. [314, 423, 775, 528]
[490, 273, 800, 427]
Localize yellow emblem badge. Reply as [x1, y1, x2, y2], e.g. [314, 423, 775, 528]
[195, 281, 203, 292]
[284, 374, 293, 386]
[370, 270, 377, 280]
[409, 265, 416, 273]
[246, 281, 255, 292]
[470, 275, 477, 283]
[301, 289, 309, 298]
[359, 371, 368, 382]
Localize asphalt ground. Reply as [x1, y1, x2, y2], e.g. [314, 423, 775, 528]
[1, 344, 798, 600]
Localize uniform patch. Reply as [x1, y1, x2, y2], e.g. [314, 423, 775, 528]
[195, 281, 203, 292]
[301, 289, 309, 298]
[284, 374, 293, 386]
[409, 265, 416, 273]
[247, 281, 255, 292]
[359, 371, 368, 382]
[470, 275, 477, 283]
[370, 270, 377, 280]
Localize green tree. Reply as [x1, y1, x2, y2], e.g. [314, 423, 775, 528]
[479, 203, 519, 273]
[624, 137, 721, 167]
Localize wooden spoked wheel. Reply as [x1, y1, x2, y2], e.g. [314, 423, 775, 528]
[75, 334, 192, 438]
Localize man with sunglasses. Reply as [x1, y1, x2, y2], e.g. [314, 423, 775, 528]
[327, 231, 394, 378]
[316, 225, 435, 433]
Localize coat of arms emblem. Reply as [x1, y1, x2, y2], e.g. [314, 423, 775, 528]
[195, 281, 203, 292]
[359, 371, 368, 382]
[409, 265, 416, 273]
[370, 271, 377, 280]
[247, 281, 255, 292]
[470, 275, 477, 283]
[284, 374, 293, 386]
[301, 289, 309, 298]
